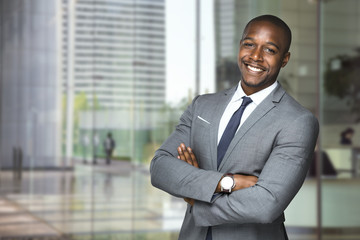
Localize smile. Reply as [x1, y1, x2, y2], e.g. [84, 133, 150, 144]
[246, 64, 265, 73]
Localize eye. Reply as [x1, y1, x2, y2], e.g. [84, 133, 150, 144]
[242, 42, 254, 48]
[265, 48, 276, 54]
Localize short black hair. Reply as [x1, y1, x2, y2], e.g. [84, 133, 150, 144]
[242, 15, 292, 53]
[342, 128, 354, 136]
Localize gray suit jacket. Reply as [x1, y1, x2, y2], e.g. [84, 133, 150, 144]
[150, 84, 319, 240]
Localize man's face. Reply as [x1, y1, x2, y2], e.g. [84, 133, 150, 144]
[238, 20, 290, 95]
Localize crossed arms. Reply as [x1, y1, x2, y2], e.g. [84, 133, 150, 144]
[150, 95, 319, 226]
[177, 143, 258, 206]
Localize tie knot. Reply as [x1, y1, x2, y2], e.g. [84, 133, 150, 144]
[241, 96, 252, 107]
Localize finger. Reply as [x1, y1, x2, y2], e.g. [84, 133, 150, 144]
[177, 145, 182, 155]
[180, 144, 193, 165]
[187, 147, 199, 168]
[182, 148, 193, 165]
[177, 146, 184, 160]
[177, 146, 186, 161]
[233, 175, 258, 191]
[179, 145, 192, 164]
[251, 176, 259, 184]
[187, 147, 198, 165]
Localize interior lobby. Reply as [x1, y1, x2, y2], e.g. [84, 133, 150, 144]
[1, 0, 360, 239]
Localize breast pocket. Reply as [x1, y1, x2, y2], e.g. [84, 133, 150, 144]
[192, 116, 211, 143]
[191, 117, 212, 169]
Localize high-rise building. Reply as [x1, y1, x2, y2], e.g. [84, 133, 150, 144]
[62, 0, 165, 110]
[61, 0, 166, 160]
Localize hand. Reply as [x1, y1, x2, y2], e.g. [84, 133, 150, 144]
[184, 197, 195, 206]
[177, 143, 199, 168]
[215, 174, 258, 193]
[233, 175, 258, 191]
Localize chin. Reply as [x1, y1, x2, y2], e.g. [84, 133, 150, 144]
[242, 78, 267, 88]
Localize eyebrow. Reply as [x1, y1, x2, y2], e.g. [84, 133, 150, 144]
[242, 37, 280, 50]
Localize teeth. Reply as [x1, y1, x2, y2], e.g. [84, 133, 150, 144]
[248, 65, 263, 72]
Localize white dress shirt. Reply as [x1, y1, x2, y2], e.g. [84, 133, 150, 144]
[217, 81, 278, 144]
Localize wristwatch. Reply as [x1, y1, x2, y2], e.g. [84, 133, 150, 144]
[220, 173, 235, 193]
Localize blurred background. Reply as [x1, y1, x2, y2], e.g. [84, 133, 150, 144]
[0, 0, 360, 239]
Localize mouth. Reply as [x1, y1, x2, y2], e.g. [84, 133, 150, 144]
[244, 62, 266, 73]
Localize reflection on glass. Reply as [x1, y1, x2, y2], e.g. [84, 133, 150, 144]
[320, 0, 360, 239]
[1, 0, 360, 239]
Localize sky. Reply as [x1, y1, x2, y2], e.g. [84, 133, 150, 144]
[165, 0, 215, 105]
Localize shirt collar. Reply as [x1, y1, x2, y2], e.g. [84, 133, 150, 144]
[231, 81, 278, 106]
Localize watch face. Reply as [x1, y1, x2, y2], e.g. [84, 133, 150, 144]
[221, 176, 234, 189]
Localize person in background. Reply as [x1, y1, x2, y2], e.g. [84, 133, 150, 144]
[340, 127, 355, 145]
[104, 132, 115, 165]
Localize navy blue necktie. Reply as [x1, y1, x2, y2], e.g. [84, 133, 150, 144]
[217, 96, 253, 168]
[206, 96, 252, 240]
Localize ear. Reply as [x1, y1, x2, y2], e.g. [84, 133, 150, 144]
[281, 52, 291, 68]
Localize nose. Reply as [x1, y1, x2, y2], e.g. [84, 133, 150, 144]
[249, 47, 263, 61]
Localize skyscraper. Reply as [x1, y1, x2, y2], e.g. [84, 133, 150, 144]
[61, 0, 166, 160]
[62, 0, 165, 110]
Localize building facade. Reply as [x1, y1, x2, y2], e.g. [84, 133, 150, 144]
[0, 1, 62, 168]
[61, 0, 166, 162]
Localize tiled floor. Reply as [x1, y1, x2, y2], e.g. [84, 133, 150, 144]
[0, 160, 184, 239]
[0, 160, 359, 239]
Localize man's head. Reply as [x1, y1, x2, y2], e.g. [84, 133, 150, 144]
[238, 15, 292, 95]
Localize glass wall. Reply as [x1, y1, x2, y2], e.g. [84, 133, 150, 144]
[0, 0, 359, 239]
[320, 0, 360, 239]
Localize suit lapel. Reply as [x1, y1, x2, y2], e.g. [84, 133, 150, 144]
[218, 84, 286, 171]
[209, 86, 236, 170]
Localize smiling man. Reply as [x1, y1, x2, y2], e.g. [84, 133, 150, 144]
[150, 15, 319, 240]
[238, 16, 291, 95]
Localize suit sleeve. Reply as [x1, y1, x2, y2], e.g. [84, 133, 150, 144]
[150, 96, 223, 202]
[192, 113, 319, 226]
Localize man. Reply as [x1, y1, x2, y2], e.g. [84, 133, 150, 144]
[103, 132, 115, 165]
[150, 15, 319, 240]
[340, 127, 354, 145]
